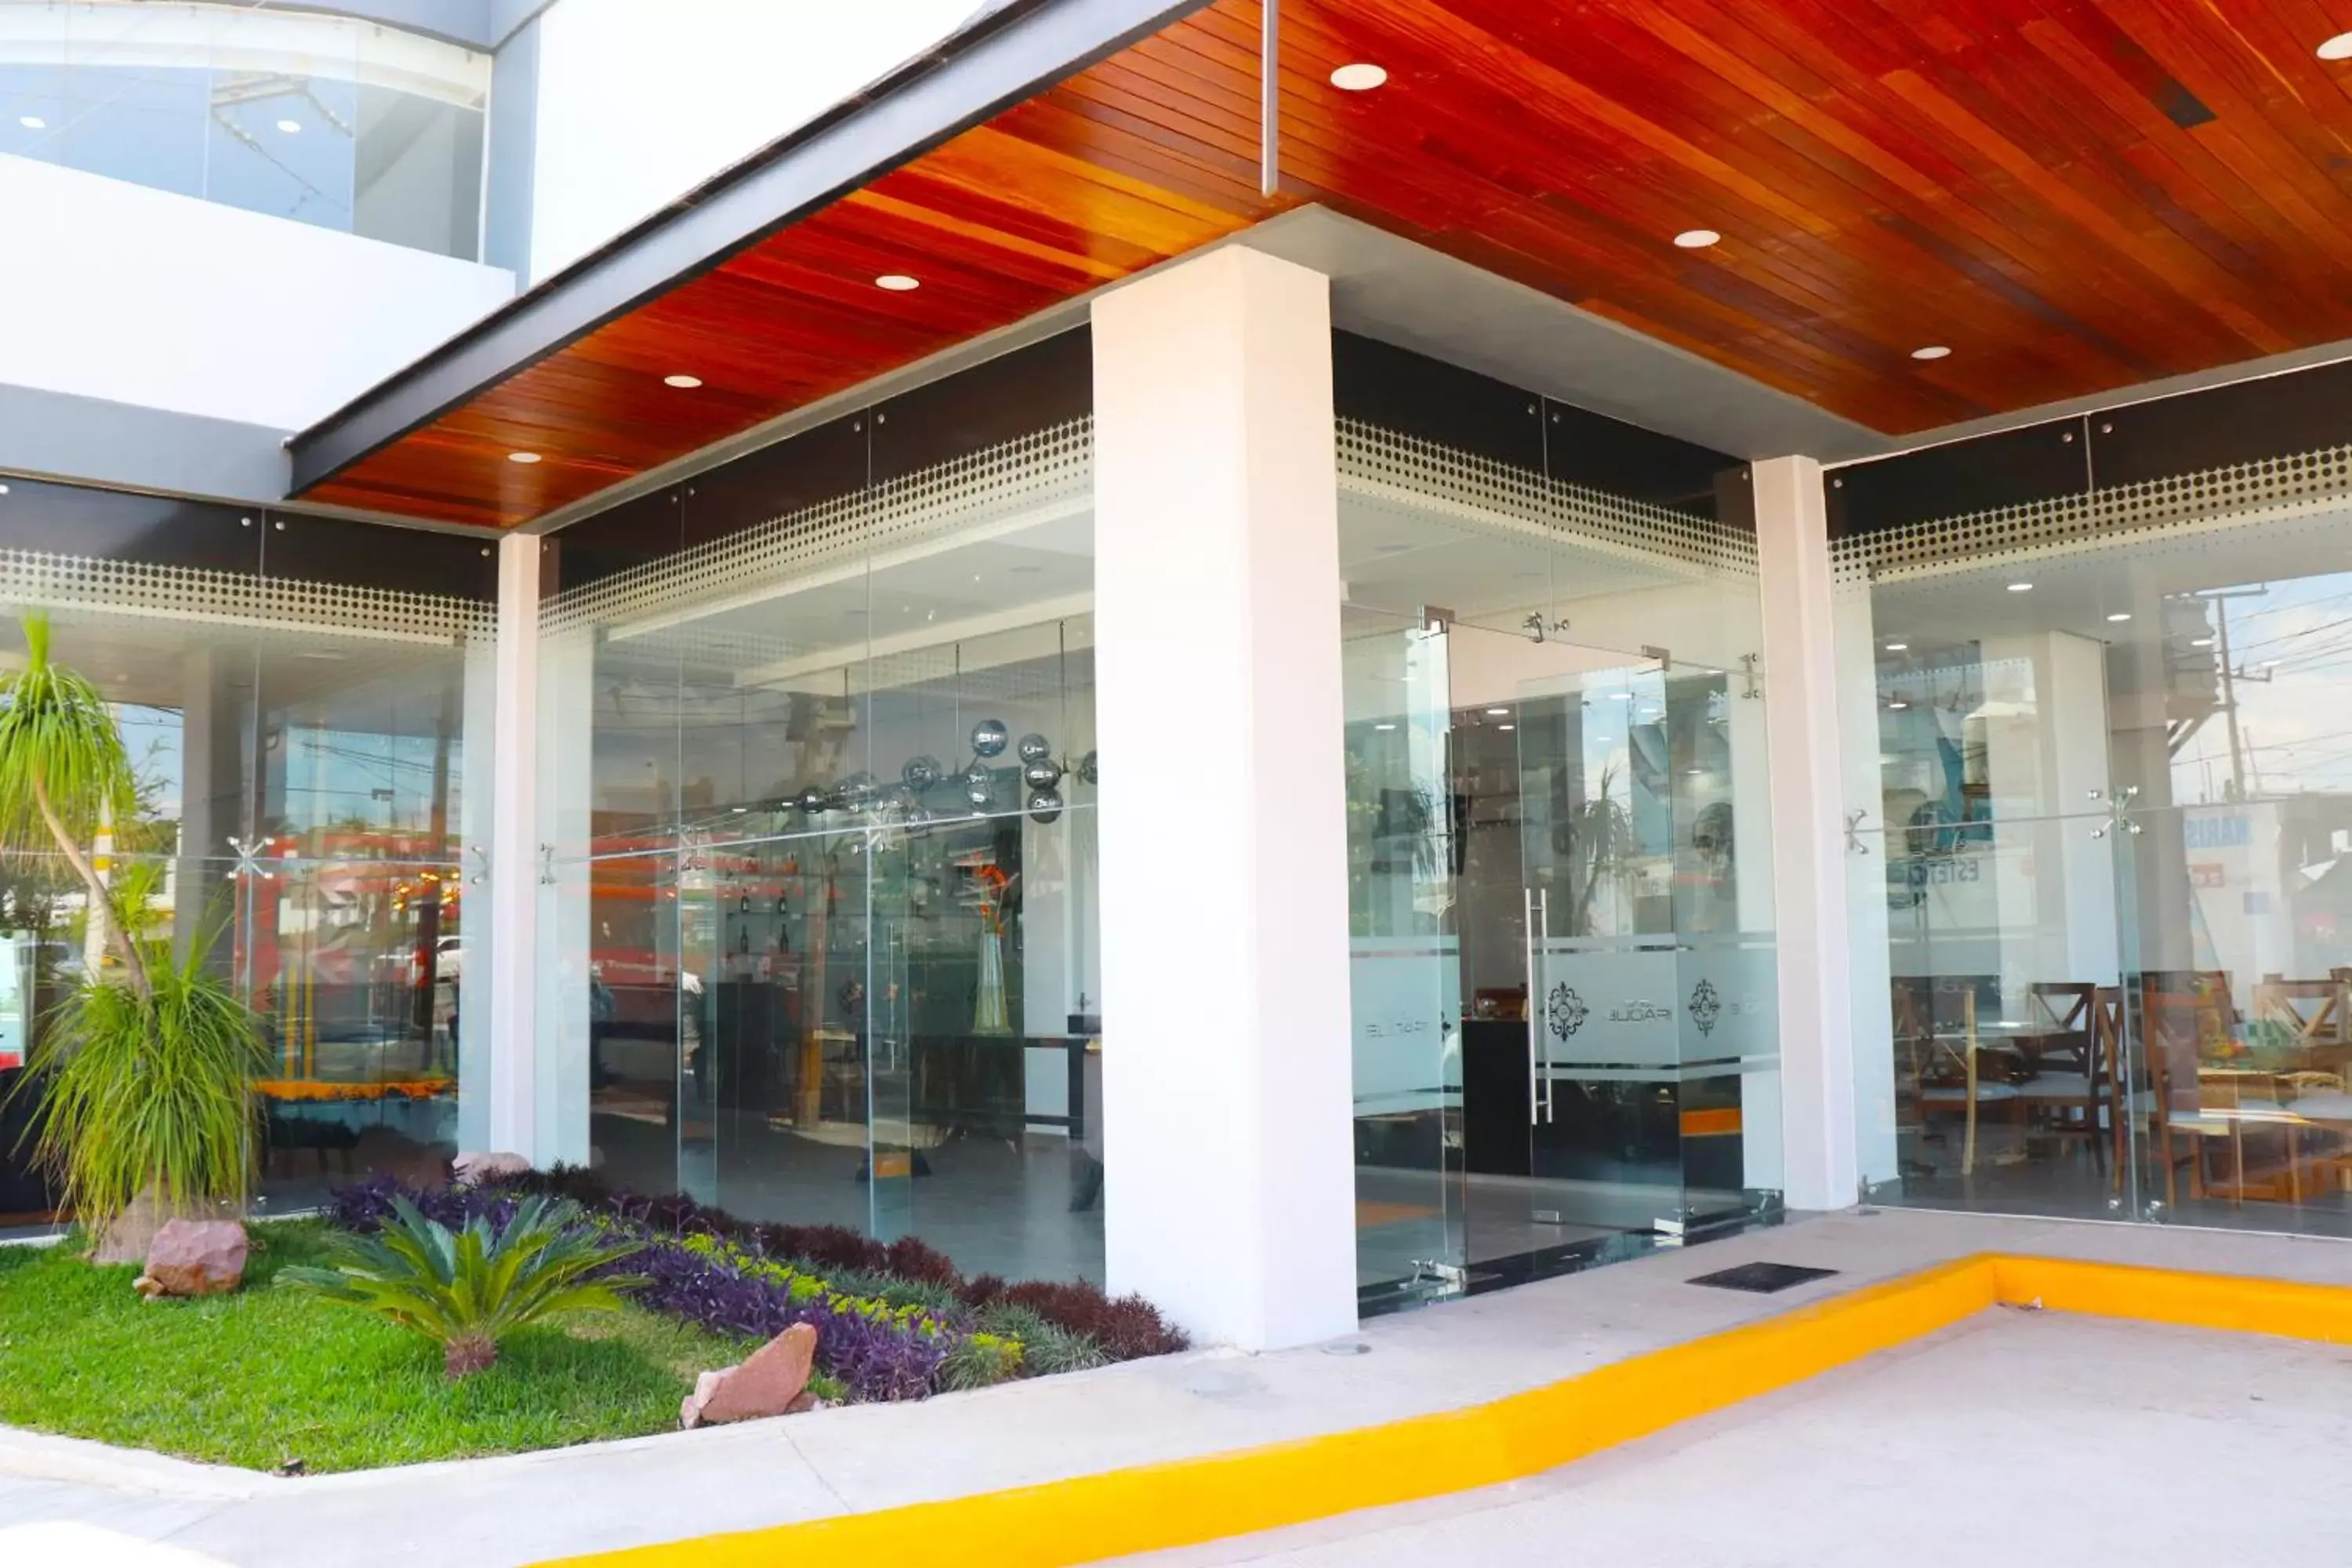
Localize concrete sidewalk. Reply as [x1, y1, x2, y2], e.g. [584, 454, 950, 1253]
[1107, 1308, 2352, 1566]
[5, 1208, 2350, 1567]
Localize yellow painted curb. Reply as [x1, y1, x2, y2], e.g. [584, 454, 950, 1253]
[539, 1252, 2346, 1568]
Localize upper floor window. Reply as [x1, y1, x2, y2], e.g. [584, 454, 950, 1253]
[1, 2, 488, 260]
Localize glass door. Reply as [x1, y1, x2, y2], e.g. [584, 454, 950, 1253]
[1345, 608, 1466, 1308]
[1454, 619, 1784, 1274]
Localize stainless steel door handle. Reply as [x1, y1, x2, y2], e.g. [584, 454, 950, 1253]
[1537, 887, 1555, 1124]
[1524, 886, 1540, 1127]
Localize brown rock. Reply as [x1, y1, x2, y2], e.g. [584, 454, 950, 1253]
[92, 1185, 237, 1266]
[133, 1218, 249, 1298]
[679, 1323, 818, 1428]
[451, 1150, 530, 1186]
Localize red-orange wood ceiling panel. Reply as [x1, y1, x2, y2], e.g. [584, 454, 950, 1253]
[303, 0, 2352, 527]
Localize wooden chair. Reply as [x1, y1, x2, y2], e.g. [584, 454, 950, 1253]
[2026, 981, 2096, 1072]
[1911, 989, 2027, 1176]
[2141, 983, 2305, 1205]
[2252, 975, 2350, 1054]
[2020, 983, 2118, 1176]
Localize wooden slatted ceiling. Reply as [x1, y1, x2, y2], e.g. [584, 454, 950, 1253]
[302, 0, 2352, 527]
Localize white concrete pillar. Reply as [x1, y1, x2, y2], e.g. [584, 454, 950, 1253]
[532, 617, 595, 1169]
[1092, 245, 1356, 1350]
[485, 533, 542, 1156]
[1752, 457, 1860, 1211]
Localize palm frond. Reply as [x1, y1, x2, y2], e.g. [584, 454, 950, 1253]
[7, 947, 266, 1227]
[281, 1199, 647, 1377]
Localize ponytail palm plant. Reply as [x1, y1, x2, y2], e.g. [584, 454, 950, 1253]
[1, 612, 266, 1237]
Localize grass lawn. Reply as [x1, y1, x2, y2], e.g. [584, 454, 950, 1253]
[0, 1220, 760, 1473]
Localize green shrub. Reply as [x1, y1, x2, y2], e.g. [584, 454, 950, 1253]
[935, 1330, 1025, 1392]
[17, 947, 267, 1229]
[978, 1302, 1108, 1376]
[281, 1196, 644, 1378]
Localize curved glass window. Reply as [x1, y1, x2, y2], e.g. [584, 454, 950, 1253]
[0, 2, 488, 260]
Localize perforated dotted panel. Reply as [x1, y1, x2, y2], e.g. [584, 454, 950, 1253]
[0, 549, 492, 644]
[1832, 445, 2352, 583]
[1338, 419, 1756, 578]
[543, 420, 1094, 638]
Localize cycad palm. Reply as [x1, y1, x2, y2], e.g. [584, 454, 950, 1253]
[281, 1196, 647, 1377]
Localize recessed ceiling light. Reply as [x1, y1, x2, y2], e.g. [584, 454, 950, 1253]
[506, 451, 542, 464]
[1884, 641, 1908, 652]
[2320, 31, 2352, 60]
[2190, 637, 2215, 648]
[1673, 228, 1721, 249]
[1330, 63, 1388, 91]
[1889, 699, 1910, 710]
[276, 118, 301, 134]
[875, 274, 920, 292]
[1610, 691, 1633, 701]
[1374, 721, 1398, 731]
[1497, 724, 1515, 732]
[1486, 706, 1509, 716]
[17, 114, 43, 130]
[2106, 612, 2132, 622]
[662, 374, 702, 389]
[1911, 345, 1952, 361]
[2006, 581, 2033, 592]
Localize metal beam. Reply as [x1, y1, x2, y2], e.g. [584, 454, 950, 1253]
[288, 0, 1210, 495]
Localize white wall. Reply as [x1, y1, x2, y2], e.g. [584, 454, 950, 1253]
[528, 0, 976, 283]
[0, 154, 514, 433]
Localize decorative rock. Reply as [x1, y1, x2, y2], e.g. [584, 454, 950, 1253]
[679, 1323, 818, 1429]
[451, 1150, 531, 1185]
[132, 1218, 249, 1298]
[93, 1185, 237, 1266]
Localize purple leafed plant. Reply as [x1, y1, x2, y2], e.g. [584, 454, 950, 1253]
[625, 1239, 946, 1402]
[333, 1174, 946, 1402]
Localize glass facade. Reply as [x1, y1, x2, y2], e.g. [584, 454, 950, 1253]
[1842, 419, 2352, 1237]
[0, 482, 497, 1227]
[0, 2, 489, 260]
[1332, 349, 1782, 1310]
[532, 336, 1104, 1283]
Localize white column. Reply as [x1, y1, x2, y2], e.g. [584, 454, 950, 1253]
[485, 533, 542, 1156]
[1752, 457, 1860, 1211]
[1092, 245, 1356, 1351]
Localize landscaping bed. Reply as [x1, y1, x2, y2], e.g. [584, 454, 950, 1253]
[0, 1168, 1185, 1475]
[0, 1219, 760, 1472]
[332, 1167, 1187, 1399]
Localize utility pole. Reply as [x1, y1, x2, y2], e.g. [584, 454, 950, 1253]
[2216, 594, 2246, 800]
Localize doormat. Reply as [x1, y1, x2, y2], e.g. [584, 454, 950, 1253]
[1687, 1261, 1840, 1294]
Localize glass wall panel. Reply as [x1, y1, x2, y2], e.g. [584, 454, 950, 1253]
[535, 407, 1105, 1282]
[0, 2, 489, 259]
[0, 492, 494, 1231]
[1344, 606, 1464, 1308]
[1842, 445, 2352, 1239]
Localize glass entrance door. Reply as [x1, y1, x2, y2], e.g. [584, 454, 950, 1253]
[1348, 607, 1783, 1310]
[1451, 619, 1782, 1280]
